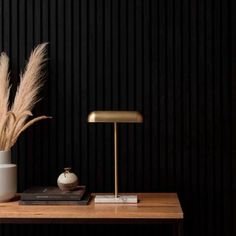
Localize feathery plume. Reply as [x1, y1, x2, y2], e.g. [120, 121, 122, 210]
[0, 53, 10, 134]
[0, 43, 51, 151]
[11, 43, 48, 130]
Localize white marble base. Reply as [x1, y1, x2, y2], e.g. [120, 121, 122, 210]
[95, 195, 138, 204]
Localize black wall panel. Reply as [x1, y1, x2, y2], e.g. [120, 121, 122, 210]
[0, 0, 234, 235]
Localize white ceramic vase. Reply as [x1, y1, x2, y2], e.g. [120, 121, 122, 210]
[0, 150, 17, 202]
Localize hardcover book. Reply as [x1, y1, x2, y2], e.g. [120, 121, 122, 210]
[19, 192, 91, 205]
[21, 186, 86, 201]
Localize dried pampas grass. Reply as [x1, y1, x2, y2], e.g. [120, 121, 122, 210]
[0, 43, 51, 151]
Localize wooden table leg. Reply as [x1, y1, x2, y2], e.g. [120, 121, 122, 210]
[173, 221, 183, 236]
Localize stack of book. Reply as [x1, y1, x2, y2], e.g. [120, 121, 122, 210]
[19, 186, 91, 205]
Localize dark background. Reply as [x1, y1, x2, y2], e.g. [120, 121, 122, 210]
[0, 0, 235, 235]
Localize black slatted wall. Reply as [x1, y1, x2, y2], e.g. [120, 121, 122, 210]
[0, 0, 234, 235]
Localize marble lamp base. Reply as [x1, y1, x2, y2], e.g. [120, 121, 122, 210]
[95, 194, 138, 204]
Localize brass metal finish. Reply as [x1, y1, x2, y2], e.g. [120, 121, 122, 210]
[87, 111, 143, 200]
[114, 123, 118, 198]
[88, 111, 143, 123]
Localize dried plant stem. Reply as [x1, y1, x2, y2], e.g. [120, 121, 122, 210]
[0, 53, 10, 134]
[4, 111, 33, 151]
[11, 43, 48, 131]
[10, 116, 52, 149]
[0, 43, 51, 151]
[0, 112, 15, 150]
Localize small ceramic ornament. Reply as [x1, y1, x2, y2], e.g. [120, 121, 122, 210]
[57, 167, 79, 191]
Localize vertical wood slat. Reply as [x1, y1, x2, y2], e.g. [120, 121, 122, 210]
[158, 0, 167, 192]
[127, 0, 135, 192]
[80, 0, 88, 186]
[41, 0, 50, 186]
[34, 0, 42, 186]
[88, 0, 96, 191]
[119, 0, 128, 192]
[214, 0, 223, 233]
[135, 0, 143, 191]
[96, 0, 104, 192]
[65, 0, 72, 167]
[104, 0, 112, 191]
[150, 0, 159, 191]
[0, 0, 234, 236]
[57, 0, 65, 171]
[231, 0, 236, 234]
[143, 0, 151, 192]
[72, 0, 81, 181]
[49, 0, 58, 184]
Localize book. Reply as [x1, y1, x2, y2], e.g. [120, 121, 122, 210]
[21, 186, 86, 201]
[19, 192, 91, 205]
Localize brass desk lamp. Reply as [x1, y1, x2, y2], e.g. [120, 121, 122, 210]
[88, 111, 143, 203]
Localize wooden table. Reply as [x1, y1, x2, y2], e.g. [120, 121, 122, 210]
[0, 193, 183, 236]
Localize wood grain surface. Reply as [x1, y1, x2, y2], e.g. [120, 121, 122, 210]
[0, 193, 183, 223]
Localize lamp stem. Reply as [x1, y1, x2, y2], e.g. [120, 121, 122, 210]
[114, 122, 118, 198]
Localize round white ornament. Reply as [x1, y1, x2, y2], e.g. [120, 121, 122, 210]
[57, 167, 79, 191]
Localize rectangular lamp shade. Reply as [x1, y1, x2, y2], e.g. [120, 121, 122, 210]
[88, 111, 143, 123]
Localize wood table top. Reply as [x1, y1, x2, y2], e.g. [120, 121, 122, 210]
[0, 193, 183, 224]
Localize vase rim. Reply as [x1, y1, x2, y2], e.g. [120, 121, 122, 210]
[0, 164, 16, 168]
[0, 150, 11, 153]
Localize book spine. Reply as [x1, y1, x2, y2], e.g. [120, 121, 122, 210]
[19, 200, 88, 205]
[21, 195, 83, 201]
